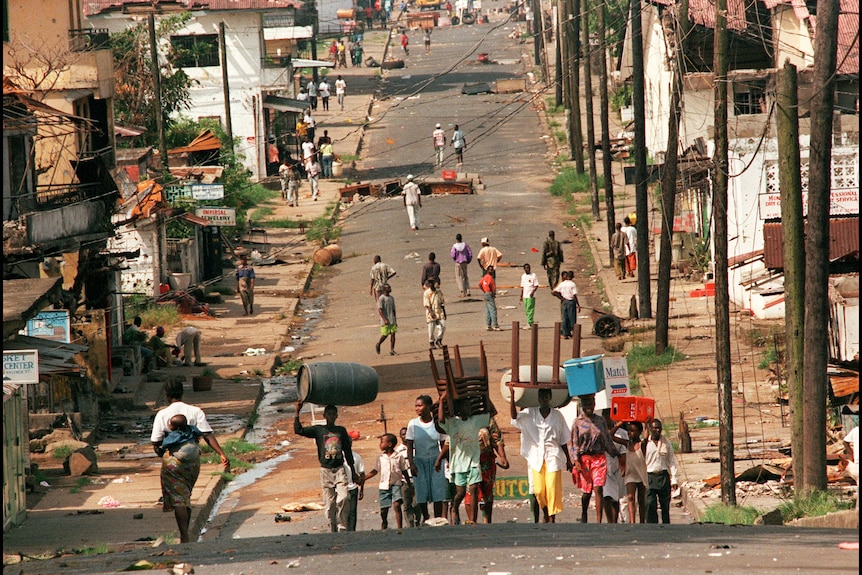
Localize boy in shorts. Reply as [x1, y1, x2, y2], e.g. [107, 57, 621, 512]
[365, 433, 411, 529]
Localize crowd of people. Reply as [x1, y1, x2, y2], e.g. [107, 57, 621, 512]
[292, 387, 677, 531]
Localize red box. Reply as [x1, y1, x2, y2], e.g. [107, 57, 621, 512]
[611, 396, 655, 422]
[441, 169, 457, 180]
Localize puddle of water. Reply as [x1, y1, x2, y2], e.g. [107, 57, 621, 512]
[244, 375, 299, 444]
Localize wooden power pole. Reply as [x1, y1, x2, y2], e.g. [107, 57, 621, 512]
[582, 0, 599, 220]
[630, 0, 651, 318]
[777, 60, 805, 489]
[148, 13, 168, 178]
[569, 0, 584, 173]
[712, 0, 735, 505]
[218, 22, 234, 154]
[655, 0, 685, 355]
[597, 0, 615, 258]
[802, 0, 840, 493]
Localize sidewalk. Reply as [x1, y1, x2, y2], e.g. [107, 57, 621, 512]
[3, 31, 393, 560]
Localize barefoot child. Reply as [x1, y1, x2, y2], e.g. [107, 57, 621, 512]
[365, 433, 411, 529]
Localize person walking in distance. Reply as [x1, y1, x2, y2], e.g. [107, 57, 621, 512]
[369, 255, 397, 300]
[423, 279, 446, 349]
[318, 77, 331, 111]
[510, 387, 572, 523]
[451, 124, 466, 166]
[235, 254, 256, 316]
[151, 378, 230, 543]
[294, 402, 357, 532]
[519, 263, 539, 328]
[450, 233, 472, 297]
[375, 284, 398, 355]
[402, 174, 422, 230]
[401, 30, 409, 55]
[432, 123, 446, 166]
[421, 252, 441, 289]
[335, 75, 347, 111]
[476, 237, 502, 279]
[643, 419, 678, 524]
[552, 271, 580, 339]
[621, 216, 637, 278]
[423, 27, 432, 54]
[307, 78, 318, 110]
[478, 266, 502, 331]
[305, 155, 321, 201]
[541, 230, 564, 289]
[611, 222, 629, 281]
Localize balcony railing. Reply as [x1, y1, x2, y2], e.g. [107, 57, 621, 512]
[262, 55, 292, 69]
[34, 182, 102, 210]
[69, 28, 110, 52]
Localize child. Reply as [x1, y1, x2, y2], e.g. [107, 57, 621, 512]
[159, 414, 202, 457]
[365, 433, 411, 529]
[397, 427, 422, 527]
[435, 392, 489, 524]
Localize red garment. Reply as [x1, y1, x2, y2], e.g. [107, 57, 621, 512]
[574, 452, 607, 494]
[478, 273, 495, 294]
[401, 34, 408, 48]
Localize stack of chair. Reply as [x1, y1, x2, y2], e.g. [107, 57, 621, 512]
[428, 342, 491, 416]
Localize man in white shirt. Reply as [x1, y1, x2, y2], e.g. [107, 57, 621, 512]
[175, 326, 202, 366]
[510, 387, 572, 523]
[432, 123, 446, 166]
[552, 271, 580, 339]
[643, 418, 678, 524]
[519, 263, 539, 328]
[621, 216, 637, 278]
[334, 75, 347, 111]
[306, 78, 318, 110]
[402, 174, 422, 230]
[318, 78, 331, 111]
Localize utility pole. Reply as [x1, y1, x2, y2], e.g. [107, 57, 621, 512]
[630, 0, 651, 318]
[777, 60, 805, 489]
[802, 0, 840, 494]
[555, 2, 563, 107]
[582, 0, 599, 220]
[597, 0, 615, 259]
[713, 0, 735, 505]
[655, 0, 685, 354]
[532, 0, 541, 67]
[570, 0, 584, 173]
[148, 13, 168, 179]
[218, 22, 234, 154]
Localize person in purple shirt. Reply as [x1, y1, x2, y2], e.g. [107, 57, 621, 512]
[450, 233, 473, 298]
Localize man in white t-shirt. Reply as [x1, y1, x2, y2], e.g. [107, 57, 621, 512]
[621, 216, 637, 278]
[402, 174, 422, 230]
[334, 75, 346, 111]
[318, 78, 331, 111]
[519, 263, 539, 328]
[432, 123, 446, 166]
[552, 271, 580, 339]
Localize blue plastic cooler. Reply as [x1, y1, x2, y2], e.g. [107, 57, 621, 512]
[563, 354, 606, 396]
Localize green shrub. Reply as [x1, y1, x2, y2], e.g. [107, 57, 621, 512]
[626, 344, 687, 375]
[700, 503, 761, 525]
[549, 168, 593, 199]
[778, 491, 854, 522]
[52, 445, 75, 460]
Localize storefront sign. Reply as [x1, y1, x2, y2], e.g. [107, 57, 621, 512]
[3, 350, 39, 384]
[195, 207, 236, 226]
[191, 184, 225, 200]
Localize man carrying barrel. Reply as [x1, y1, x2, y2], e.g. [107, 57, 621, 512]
[294, 402, 357, 532]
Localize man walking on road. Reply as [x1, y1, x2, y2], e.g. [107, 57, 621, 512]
[376, 284, 398, 355]
[402, 174, 422, 230]
[477, 237, 502, 279]
[307, 78, 318, 110]
[622, 216, 637, 278]
[552, 271, 580, 339]
[370, 255, 397, 300]
[432, 123, 446, 166]
[450, 233, 472, 297]
[335, 75, 347, 111]
[478, 266, 502, 331]
[451, 124, 466, 166]
[541, 230, 564, 289]
[423, 279, 446, 348]
[611, 222, 629, 281]
[236, 254, 256, 316]
[294, 402, 357, 532]
[519, 263, 539, 327]
[421, 252, 441, 289]
[644, 419, 678, 524]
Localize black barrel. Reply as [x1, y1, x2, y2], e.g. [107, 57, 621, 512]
[297, 362, 379, 406]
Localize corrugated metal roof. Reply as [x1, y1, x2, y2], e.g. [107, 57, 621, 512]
[836, 0, 859, 76]
[763, 217, 860, 269]
[168, 130, 222, 155]
[85, 0, 301, 16]
[651, 0, 748, 31]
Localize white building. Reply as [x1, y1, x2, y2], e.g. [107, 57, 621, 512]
[85, 0, 339, 179]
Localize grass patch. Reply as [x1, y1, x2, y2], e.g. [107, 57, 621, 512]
[73, 543, 110, 556]
[700, 503, 761, 525]
[548, 119, 560, 128]
[627, 344, 687, 375]
[338, 153, 360, 162]
[276, 358, 304, 375]
[201, 366, 218, 378]
[758, 347, 779, 370]
[250, 206, 275, 221]
[201, 438, 261, 469]
[553, 129, 566, 143]
[777, 490, 854, 522]
[263, 218, 303, 229]
[125, 295, 182, 329]
[549, 168, 593, 200]
[305, 204, 342, 244]
[52, 445, 75, 460]
[70, 477, 91, 494]
[553, 153, 569, 165]
[243, 184, 279, 206]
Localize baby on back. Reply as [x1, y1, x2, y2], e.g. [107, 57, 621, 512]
[161, 414, 202, 455]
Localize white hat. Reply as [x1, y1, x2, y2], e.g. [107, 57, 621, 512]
[407, 174, 414, 181]
[481, 237, 489, 244]
[436, 123, 441, 128]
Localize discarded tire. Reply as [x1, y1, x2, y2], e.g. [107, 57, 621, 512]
[381, 59, 405, 69]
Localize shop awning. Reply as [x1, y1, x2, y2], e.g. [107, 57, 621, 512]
[292, 58, 335, 68]
[263, 95, 309, 113]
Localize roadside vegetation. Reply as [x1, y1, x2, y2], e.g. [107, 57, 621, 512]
[701, 491, 854, 525]
[699, 503, 761, 525]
